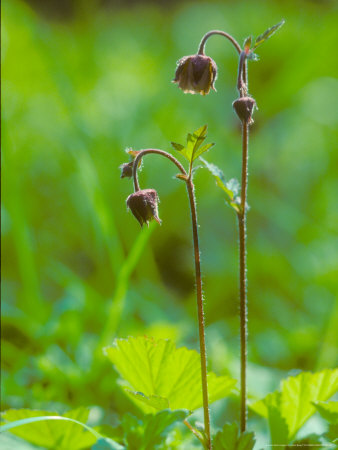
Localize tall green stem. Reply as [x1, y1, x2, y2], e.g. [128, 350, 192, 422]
[132, 149, 211, 449]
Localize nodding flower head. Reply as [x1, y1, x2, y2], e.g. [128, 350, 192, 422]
[126, 189, 161, 227]
[173, 54, 217, 95]
[232, 96, 257, 124]
[119, 162, 134, 179]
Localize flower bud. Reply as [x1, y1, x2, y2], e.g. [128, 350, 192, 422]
[119, 162, 134, 179]
[126, 189, 161, 227]
[173, 54, 217, 95]
[232, 96, 256, 124]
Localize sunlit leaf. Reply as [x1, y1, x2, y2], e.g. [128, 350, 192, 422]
[171, 125, 214, 164]
[200, 158, 241, 213]
[0, 408, 98, 449]
[253, 19, 285, 50]
[105, 336, 236, 413]
[213, 422, 255, 450]
[193, 142, 215, 161]
[126, 391, 169, 410]
[251, 369, 338, 443]
[313, 401, 338, 424]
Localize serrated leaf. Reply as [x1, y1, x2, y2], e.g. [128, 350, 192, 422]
[126, 391, 169, 410]
[313, 401, 338, 424]
[253, 19, 285, 50]
[200, 158, 241, 213]
[193, 142, 215, 161]
[0, 408, 98, 449]
[243, 36, 252, 53]
[251, 369, 338, 443]
[105, 336, 236, 413]
[171, 125, 214, 164]
[187, 125, 208, 157]
[213, 422, 255, 450]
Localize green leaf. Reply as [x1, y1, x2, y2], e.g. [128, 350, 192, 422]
[200, 158, 241, 213]
[251, 369, 338, 443]
[120, 410, 188, 449]
[105, 336, 236, 413]
[171, 125, 214, 164]
[213, 422, 255, 450]
[253, 19, 285, 50]
[0, 408, 99, 449]
[313, 401, 338, 424]
[126, 391, 169, 410]
[171, 142, 185, 152]
[193, 142, 215, 161]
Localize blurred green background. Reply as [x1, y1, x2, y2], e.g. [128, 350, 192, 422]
[1, 0, 338, 445]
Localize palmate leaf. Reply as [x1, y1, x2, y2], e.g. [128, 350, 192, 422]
[213, 422, 255, 450]
[171, 125, 215, 164]
[251, 369, 338, 444]
[0, 408, 100, 449]
[200, 158, 241, 213]
[252, 19, 285, 50]
[105, 336, 236, 414]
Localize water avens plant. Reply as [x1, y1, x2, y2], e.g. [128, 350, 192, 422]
[122, 128, 215, 448]
[173, 21, 285, 434]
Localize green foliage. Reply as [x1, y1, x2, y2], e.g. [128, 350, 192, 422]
[252, 20, 285, 50]
[200, 158, 241, 213]
[105, 336, 236, 413]
[313, 401, 338, 424]
[96, 410, 188, 449]
[213, 423, 255, 450]
[0, 408, 99, 449]
[171, 125, 215, 166]
[251, 369, 338, 444]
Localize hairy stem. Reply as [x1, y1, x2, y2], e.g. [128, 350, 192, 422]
[186, 178, 211, 449]
[132, 149, 211, 448]
[237, 119, 249, 433]
[183, 419, 206, 446]
[198, 30, 242, 56]
[132, 149, 187, 192]
[237, 51, 247, 96]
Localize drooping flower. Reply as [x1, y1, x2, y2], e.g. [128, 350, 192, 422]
[173, 54, 217, 95]
[232, 96, 257, 124]
[126, 189, 161, 227]
[119, 162, 134, 179]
